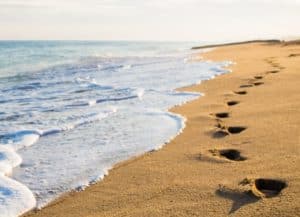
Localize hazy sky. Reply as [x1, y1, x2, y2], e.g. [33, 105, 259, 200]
[0, 0, 300, 41]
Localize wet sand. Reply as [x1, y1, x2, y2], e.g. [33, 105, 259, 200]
[25, 41, 300, 217]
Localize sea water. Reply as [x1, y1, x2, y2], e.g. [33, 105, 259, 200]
[0, 41, 231, 216]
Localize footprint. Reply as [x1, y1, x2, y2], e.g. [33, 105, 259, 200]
[228, 126, 247, 134]
[289, 53, 300, 57]
[271, 63, 280, 68]
[215, 112, 230, 118]
[234, 90, 247, 95]
[252, 179, 287, 198]
[212, 130, 229, 138]
[254, 76, 263, 80]
[210, 149, 246, 161]
[240, 178, 287, 198]
[240, 84, 253, 88]
[253, 82, 264, 86]
[212, 126, 247, 138]
[267, 70, 279, 74]
[264, 58, 283, 70]
[227, 101, 239, 106]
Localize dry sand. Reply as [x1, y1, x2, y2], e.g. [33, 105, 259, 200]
[25, 42, 300, 217]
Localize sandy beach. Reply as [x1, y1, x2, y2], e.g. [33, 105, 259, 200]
[24, 41, 300, 217]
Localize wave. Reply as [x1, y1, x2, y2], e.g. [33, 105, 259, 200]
[0, 108, 116, 216]
[143, 110, 186, 150]
[0, 109, 116, 150]
[0, 174, 36, 217]
[0, 146, 22, 176]
[68, 88, 144, 108]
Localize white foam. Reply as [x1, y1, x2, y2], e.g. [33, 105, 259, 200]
[70, 88, 143, 107]
[0, 175, 36, 217]
[0, 146, 22, 176]
[122, 64, 132, 70]
[143, 110, 186, 150]
[0, 108, 116, 215]
[88, 100, 97, 106]
[134, 88, 145, 100]
[1, 130, 41, 151]
[42, 109, 116, 135]
[0, 136, 37, 216]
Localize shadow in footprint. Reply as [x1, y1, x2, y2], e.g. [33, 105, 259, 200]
[240, 84, 253, 88]
[215, 112, 230, 119]
[227, 101, 239, 106]
[289, 53, 300, 57]
[219, 149, 246, 161]
[228, 126, 247, 134]
[268, 70, 279, 74]
[253, 82, 264, 86]
[212, 130, 229, 138]
[234, 91, 247, 95]
[216, 186, 259, 214]
[252, 179, 287, 198]
[254, 76, 263, 79]
[210, 149, 247, 161]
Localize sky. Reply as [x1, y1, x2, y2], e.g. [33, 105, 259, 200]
[0, 0, 300, 41]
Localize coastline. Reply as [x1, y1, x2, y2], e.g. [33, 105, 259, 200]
[25, 41, 300, 217]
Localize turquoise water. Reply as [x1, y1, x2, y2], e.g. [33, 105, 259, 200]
[0, 41, 200, 78]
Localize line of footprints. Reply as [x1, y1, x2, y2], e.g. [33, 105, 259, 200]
[204, 57, 287, 213]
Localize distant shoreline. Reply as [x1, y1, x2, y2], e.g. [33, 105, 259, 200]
[191, 39, 300, 50]
[191, 39, 282, 49]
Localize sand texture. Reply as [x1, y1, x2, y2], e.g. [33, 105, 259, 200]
[25, 42, 300, 217]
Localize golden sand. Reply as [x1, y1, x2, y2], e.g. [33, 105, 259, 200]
[25, 42, 300, 217]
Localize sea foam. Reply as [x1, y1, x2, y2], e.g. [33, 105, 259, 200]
[0, 108, 116, 215]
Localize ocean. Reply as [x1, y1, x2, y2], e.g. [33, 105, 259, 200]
[0, 41, 231, 217]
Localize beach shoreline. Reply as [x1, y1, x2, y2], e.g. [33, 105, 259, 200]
[24, 41, 300, 217]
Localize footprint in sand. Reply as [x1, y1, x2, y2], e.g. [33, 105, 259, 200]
[267, 70, 280, 74]
[212, 122, 229, 138]
[253, 81, 264, 86]
[254, 75, 263, 80]
[239, 84, 253, 88]
[216, 178, 287, 214]
[234, 90, 247, 95]
[227, 101, 240, 106]
[227, 126, 247, 134]
[210, 149, 247, 161]
[212, 124, 247, 139]
[240, 178, 287, 198]
[288, 53, 300, 57]
[241, 78, 264, 88]
[264, 57, 285, 70]
[212, 130, 230, 138]
[214, 112, 230, 119]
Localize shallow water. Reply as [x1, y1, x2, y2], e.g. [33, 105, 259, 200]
[0, 41, 230, 216]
